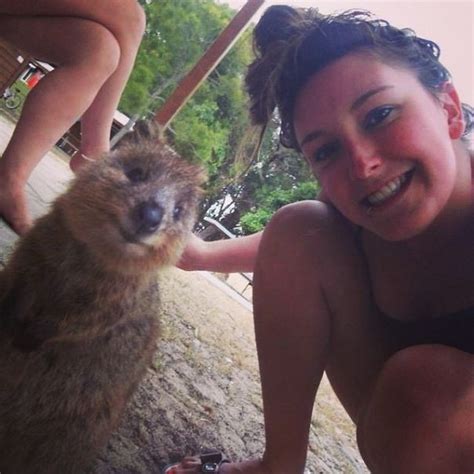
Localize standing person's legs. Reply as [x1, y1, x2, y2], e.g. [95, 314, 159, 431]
[0, 16, 120, 234]
[70, 2, 146, 170]
[0, 0, 146, 167]
[0, 0, 145, 233]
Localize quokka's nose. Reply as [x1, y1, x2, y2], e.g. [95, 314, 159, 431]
[133, 201, 164, 235]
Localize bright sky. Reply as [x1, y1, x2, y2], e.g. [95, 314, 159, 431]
[218, 0, 473, 105]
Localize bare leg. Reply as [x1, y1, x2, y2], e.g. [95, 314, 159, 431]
[0, 0, 145, 233]
[0, 16, 120, 233]
[171, 201, 388, 473]
[358, 345, 474, 473]
[0, 0, 146, 157]
[71, 2, 146, 169]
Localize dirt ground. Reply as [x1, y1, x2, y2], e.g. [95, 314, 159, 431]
[88, 268, 368, 474]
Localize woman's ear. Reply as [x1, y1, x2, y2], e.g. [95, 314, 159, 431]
[438, 82, 465, 140]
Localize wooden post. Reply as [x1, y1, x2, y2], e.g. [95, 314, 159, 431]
[154, 0, 265, 128]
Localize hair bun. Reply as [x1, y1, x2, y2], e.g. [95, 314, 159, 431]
[253, 5, 302, 55]
[247, 6, 324, 125]
[247, 6, 308, 125]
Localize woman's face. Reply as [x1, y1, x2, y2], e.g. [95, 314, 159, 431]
[293, 51, 467, 241]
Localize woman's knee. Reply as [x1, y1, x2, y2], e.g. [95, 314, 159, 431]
[127, 1, 146, 44]
[377, 346, 440, 406]
[261, 200, 356, 265]
[108, 0, 146, 49]
[381, 345, 473, 405]
[65, 21, 121, 80]
[265, 200, 342, 242]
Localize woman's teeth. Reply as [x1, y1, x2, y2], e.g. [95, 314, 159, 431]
[367, 173, 408, 206]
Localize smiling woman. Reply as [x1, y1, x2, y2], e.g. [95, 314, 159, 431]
[172, 4, 474, 474]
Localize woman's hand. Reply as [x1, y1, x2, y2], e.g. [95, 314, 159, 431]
[176, 233, 207, 271]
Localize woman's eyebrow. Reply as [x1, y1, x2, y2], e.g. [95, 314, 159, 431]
[351, 85, 394, 111]
[300, 129, 324, 148]
[300, 85, 395, 148]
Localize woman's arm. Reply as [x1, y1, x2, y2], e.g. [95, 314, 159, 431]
[178, 193, 326, 274]
[177, 231, 262, 273]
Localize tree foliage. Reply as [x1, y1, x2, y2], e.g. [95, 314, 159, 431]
[220, 121, 319, 236]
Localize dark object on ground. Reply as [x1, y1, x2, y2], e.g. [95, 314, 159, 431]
[163, 451, 230, 473]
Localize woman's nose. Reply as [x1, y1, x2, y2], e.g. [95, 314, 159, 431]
[346, 140, 382, 180]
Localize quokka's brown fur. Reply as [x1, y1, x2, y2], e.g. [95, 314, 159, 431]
[0, 122, 205, 474]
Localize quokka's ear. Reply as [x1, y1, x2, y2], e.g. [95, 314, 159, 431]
[117, 119, 164, 148]
[134, 119, 164, 141]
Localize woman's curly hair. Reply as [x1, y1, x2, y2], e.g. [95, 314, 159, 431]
[246, 5, 473, 149]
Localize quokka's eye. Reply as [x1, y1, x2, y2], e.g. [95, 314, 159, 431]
[173, 205, 183, 220]
[125, 167, 146, 183]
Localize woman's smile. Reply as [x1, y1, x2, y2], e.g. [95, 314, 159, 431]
[362, 168, 414, 211]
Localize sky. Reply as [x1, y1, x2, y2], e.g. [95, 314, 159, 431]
[217, 0, 473, 105]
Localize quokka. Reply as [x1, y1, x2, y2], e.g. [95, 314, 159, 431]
[0, 122, 205, 474]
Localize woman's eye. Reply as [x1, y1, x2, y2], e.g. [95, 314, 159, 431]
[363, 106, 394, 130]
[313, 141, 340, 163]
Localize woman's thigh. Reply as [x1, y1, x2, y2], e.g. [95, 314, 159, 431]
[0, 0, 139, 21]
[0, 0, 145, 43]
[0, 15, 119, 70]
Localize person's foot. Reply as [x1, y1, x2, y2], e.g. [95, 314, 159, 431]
[165, 456, 269, 474]
[69, 150, 97, 173]
[0, 183, 32, 235]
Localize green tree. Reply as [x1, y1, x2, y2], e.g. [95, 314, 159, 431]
[121, 0, 249, 118]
